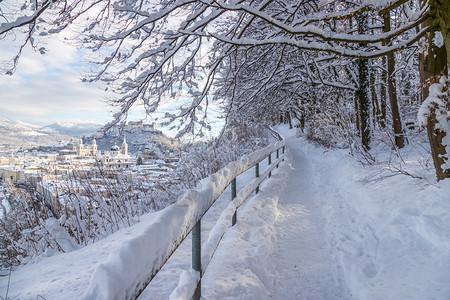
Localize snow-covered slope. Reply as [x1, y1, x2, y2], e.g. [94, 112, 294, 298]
[200, 127, 450, 300]
[0, 116, 73, 149]
[309, 142, 450, 300]
[1, 126, 449, 300]
[0, 116, 41, 131]
[90, 127, 181, 155]
[41, 121, 101, 137]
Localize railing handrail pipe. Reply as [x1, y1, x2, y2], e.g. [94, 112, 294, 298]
[82, 129, 286, 300]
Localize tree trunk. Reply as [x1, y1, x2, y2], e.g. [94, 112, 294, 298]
[358, 59, 371, 150]
[370, 64, 381, 128]
[420, 0, 449, 181]
[286, 111, 293, 129]
[420, 42, 448, 181]
[369, 16, 384, 129]
[431, 0, 450, 69]
[384, 11, 405, 148]
[356, 13, 371, 150]
[380, 56, 387, 128]
[387, 52, 405, 148]
[427, 112, 450, 180]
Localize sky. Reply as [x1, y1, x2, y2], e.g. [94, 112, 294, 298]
[0, 32, 115, 125]
[0, 31, 168, 128]
[0, 33, 223, 138]
[0, 0, 228, 140]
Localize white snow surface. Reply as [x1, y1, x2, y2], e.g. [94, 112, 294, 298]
[1, 126, 450, 299]
[418, 77, 446, 127]
[433, 31, 444, 48]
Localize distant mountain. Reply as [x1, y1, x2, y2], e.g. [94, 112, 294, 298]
[0, 117, 74, 150]
[0, 117, 41, 130]
[42, 121, 101, 137]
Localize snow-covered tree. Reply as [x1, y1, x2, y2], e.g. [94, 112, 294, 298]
[1, 0, 449, 179]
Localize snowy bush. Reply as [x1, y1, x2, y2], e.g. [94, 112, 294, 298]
[304, 90, 358, 150]
[60, 169, 154, 246]
[0, 121, 269, 269]
[0, 171, 151, 269]
[0, 181, 63, 268]
[147, 120, 270, 207]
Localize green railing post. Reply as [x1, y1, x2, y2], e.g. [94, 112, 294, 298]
[268, 152, 272, 178]
[255, 162, 259, 194]
[231, 178, 237, 226]
[276, 149, 279, 168]
[192, 220, 201, 300]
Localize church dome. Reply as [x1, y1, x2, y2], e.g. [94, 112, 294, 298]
[111, 145, 120, 151]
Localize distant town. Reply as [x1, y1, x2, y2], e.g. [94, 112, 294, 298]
[0, 121, 181, 217]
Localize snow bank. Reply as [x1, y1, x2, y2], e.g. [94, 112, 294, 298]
[82, 140, 285, 299]
[300, 137, 450, 300]
[169, 269, 199, 300]
[201, 161, 290, 299]
[44, 217, 78, 253]
[170, 154, 284, 299]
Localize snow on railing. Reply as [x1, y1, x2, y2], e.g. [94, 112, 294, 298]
[82, 131, 286, 300]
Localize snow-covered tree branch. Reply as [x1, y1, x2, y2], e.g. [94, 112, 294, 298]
[1, 0, 449, 179]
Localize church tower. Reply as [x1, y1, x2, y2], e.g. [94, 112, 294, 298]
[77, 139, 84, 155]
[91, 138, 98, 156]
[121, 136, 128, 156]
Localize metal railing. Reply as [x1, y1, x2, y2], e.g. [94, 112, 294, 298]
[189, 140, 285, 299]
[83, 130, 286, 300]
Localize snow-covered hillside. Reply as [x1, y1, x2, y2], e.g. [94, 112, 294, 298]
[90, 126, 181, 155]
[41, 121, 101, 137]
[1, 126, 448, 299]
[0, 117, 73, 149]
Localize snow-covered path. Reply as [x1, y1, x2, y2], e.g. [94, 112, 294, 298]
[201, 128, 450, 300]
[269, 138, 348, 299]
[200, 130, 350, 299]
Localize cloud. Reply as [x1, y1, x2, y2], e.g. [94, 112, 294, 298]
[0, 31, 224, 137]
[0, 34, 111, 123]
